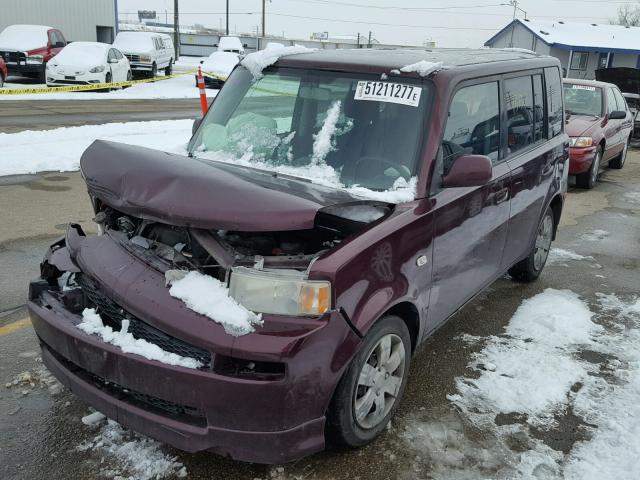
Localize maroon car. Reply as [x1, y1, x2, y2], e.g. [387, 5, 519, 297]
[563, 79, 632, 189]
[28, 49, 569, 463]
[0, 55, 7, 88]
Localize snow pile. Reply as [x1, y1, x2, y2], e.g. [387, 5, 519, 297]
[241, 45, 314, 79]
[400, 60, 444, 77]
[167, 270, 262, 337]
[0, 120, 191, 177]
[501, 47, 538, 55]
[450, 289, 601, 424]
[78, 420, 187, 480]
[81, 411, 106, 426]
[311, 100, 341, 164]
[77, 309, 202, 369]
[402, 288, 640, 479]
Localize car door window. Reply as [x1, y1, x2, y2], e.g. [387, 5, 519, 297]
[442, 82, 500, 172]
[613, 88, 627, 112]
[108, 49, 117, 62]
[607, 88, 618, 114]
[114, 49, 124, 60]
[505, 76, 536, 154]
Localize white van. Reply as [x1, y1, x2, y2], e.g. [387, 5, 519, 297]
[113, 31, 174, 77]
[218, 36, 244, 54]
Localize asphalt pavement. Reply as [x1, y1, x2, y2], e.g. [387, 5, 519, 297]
[1, 104, 639, 479]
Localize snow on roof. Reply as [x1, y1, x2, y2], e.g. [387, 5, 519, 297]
[0, 24, 53, 52]
[490, 18, 640, 52]
[240, 44, 315, 79]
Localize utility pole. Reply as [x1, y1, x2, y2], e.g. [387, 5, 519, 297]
[367, 30, 372, 48]
[226, 0, 229, 36]
[357, 32, 360, 49]
[173, 0, 179, 60]
[262, 0, 266, 38]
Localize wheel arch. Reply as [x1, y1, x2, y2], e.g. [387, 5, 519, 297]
[549, 194, 563, 241]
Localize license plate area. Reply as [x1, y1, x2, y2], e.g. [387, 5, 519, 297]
[65, 75, 76, 80]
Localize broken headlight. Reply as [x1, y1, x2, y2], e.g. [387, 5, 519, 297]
[229, 267, 330, 316]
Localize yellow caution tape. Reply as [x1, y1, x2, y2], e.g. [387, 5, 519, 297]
[0, 69, 228, 96]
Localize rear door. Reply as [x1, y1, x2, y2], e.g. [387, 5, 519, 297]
[428, 79, 511, 327]
[604, 87, 622, 160]
[501, 71, 553, 268]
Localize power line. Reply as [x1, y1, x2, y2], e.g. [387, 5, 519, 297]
[289, 0, 506, 10]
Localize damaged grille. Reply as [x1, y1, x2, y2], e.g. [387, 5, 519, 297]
[77, 274, 212, 368]
[47, 347, 206, 426]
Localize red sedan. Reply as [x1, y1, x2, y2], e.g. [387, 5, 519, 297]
[0, 55, 7, 88]
[563, 79, 633, 189]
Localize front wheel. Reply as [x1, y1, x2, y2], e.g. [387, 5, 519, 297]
[327, 315, 411, 447]
[165, 60, 173, 76]
[576, 147, 602, 189]
[150, 63, 157, 78]
[610, 137, 629, 169]
[509, 207, 554, 283]
[0, 72, 4, 88]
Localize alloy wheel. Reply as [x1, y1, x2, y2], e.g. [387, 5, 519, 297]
[353, 333, 406, 429]
[534, 212, 553, 271]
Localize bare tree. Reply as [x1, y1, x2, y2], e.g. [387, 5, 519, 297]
[612, 4, 640, 27]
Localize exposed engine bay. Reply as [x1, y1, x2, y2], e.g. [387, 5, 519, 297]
[92, 202, 392, 281]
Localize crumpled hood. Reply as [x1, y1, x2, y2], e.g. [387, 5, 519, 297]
[565, 116, 602, 138]
[80, 140, 363, 231]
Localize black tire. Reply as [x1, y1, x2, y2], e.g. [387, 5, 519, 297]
[509, 207, 555, 283]
[150, 63, 157, 78]
[37, 65, 46, 83]
[327, 315, 411, 447]
[0, 72, 4, 88]
[101, 73, 112, 92]
[576, 146, 602, 189]
[165, 60, 173, 76]
[121, 70, 132, 89]
[610, 136, 629, 169]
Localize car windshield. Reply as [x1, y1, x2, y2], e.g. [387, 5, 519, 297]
[563, 84, 603, 117]
[188, 67, 431, 193]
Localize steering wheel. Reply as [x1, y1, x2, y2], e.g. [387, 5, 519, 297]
[348, 156, 411, 187]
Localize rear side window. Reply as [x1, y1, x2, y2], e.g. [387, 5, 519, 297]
[505, 76, 535, 154]
[442, 82, 501, 168]
[533, 75, 545, 142]
[544, 67, 563, 137]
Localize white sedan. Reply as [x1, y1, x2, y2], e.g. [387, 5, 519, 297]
[46, 42, 131, 88]
[198, 51, 240, 89]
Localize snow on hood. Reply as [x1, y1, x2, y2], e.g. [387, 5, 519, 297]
[113, 32, 155, 54]
[202, 51, 240, 75]
[0, 24, 52, 52]
[399, 60, 444, 77]
[241, 45, 315, 79]
[50, 42, 108, 67]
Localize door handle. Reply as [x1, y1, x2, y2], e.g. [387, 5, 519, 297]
[494, 187, 509, 205]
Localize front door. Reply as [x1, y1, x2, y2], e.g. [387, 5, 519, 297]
[428, 80, 511, 328]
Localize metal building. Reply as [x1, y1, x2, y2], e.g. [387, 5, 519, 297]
[0, 0, 118, 43]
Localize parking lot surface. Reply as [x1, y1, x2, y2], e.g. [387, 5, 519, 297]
[1, 127, 639, 479]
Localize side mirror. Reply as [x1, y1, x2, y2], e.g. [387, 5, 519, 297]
[192, 117, 202, 135]
[109, 58, 118, 63]
[609, 110, 627, 120]
[442, 154, 493, 188]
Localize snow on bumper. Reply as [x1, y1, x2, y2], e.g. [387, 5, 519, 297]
[28, 226, 361, 463]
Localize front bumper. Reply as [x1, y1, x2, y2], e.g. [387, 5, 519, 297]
[6, 62, 44, 76]
[28, 226, 360, 464]
[569, 146, 597, 175]
[46, 71, 105, 86]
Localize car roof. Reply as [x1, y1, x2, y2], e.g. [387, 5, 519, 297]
[563, 78, 618, 90]
[116, 31, 171, 40]
[275, 48, 556, 76]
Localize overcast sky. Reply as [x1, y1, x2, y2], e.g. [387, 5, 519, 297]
[117, 0, 634, 47]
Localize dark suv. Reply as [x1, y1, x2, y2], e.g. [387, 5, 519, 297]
[28, 48, 568, 464]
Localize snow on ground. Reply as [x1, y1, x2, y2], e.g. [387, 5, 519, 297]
[547, 247, 594, 265]
[166, 270, 262, 337]
[401, 288, 640, 479]
[400, 60, 444, 77]
[1, 71, 212, 100]
[580, 229, 609, 242]
[77, 309, 202, 369]
[0, 119, 192, 177]
[78, 419, 187, 480]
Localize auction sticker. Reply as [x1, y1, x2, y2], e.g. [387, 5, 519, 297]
[354, 81, 422, 107]
[572, 85, 596, 91]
